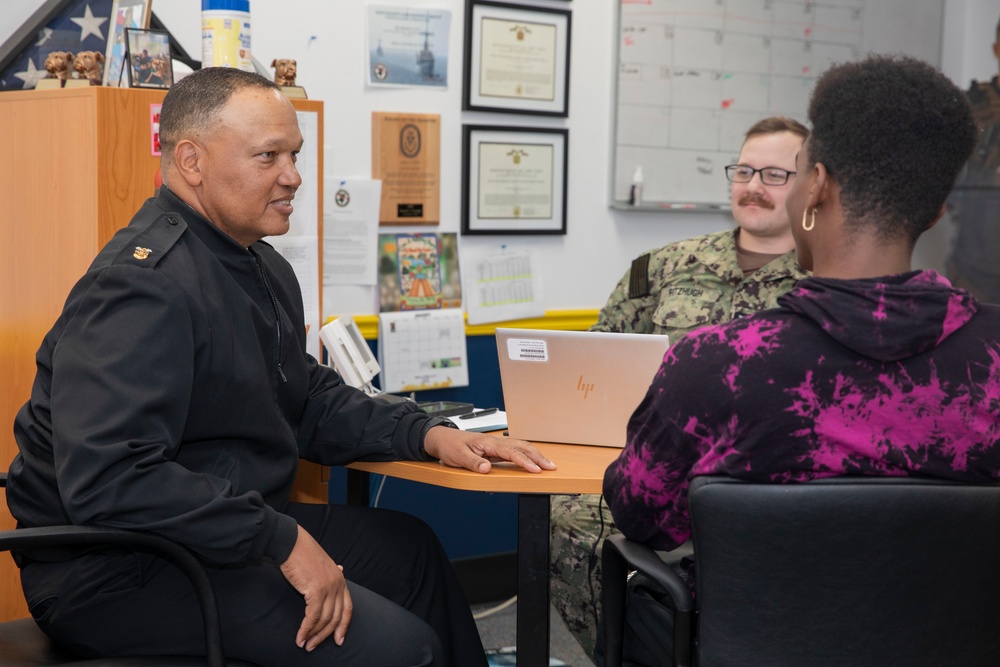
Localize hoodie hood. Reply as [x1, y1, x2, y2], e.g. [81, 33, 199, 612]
[777, 270, 978, 362]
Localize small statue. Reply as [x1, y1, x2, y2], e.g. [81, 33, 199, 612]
[73, 51, 104, 86]
[43, 51, 75, 81]
[271, 59, 297, 87]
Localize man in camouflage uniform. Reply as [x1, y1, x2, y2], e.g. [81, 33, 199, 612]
[550, 116, 810, 661]
[946, 14, 1000, 303]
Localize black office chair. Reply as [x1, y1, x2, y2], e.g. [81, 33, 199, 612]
[0, 472, 260, 667]
[602, 475, 1000, 667]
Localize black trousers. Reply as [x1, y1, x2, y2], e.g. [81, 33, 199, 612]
[20, 503, 488, 667]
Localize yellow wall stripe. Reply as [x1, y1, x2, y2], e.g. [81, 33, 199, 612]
[325, 309, 600, 340]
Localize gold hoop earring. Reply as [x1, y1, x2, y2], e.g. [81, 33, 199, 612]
[802, 207, 816, 232]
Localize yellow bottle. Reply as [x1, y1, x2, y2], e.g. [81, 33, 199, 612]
[201, 0, 253, 71]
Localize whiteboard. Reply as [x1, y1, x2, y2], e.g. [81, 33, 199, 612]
[610, 0, 944, 211]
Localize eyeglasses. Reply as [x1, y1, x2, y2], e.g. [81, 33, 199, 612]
[725, 165, 796, 186]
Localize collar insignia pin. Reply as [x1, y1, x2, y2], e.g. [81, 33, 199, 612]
[133, 247, 152, 260]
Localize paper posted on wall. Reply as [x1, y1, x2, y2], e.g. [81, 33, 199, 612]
[377, 308, 469, 393]
[462, 247, 544, 325]
[323, 178, 381, 288]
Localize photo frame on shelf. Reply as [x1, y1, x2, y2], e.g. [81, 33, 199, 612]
[125, 28, 172, 89]
[462, 125, 568, 235]
[104, 0, 153, 87]
[463, 0, 571, 117]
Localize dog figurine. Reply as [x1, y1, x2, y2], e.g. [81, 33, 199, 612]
[271, 59, 297, 87]
[44, 51, 75, 81]
[73, 50, 104, 86]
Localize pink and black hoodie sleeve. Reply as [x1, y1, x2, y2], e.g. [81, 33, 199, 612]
[604, 270, 1000, 552]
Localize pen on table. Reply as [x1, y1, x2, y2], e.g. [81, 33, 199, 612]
[458, 407, 498, 420]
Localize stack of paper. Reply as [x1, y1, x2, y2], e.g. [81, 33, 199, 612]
[448, 410, 507, 433]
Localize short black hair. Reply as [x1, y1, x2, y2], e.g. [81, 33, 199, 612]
[806, 54, 977, 243]
[159, 67, 280, 162]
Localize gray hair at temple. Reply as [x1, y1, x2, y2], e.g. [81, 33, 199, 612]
[158, 67, 280, 170]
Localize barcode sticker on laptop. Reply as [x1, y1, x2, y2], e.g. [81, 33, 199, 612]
[506, 338, 549, 362]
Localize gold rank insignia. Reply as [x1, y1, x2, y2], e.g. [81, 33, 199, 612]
[133, 247, 152, 260]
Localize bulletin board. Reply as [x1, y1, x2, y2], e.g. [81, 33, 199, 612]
[610, 0, 945, 211]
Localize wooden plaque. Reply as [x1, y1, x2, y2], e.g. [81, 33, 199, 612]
[372, 112, 441, 225]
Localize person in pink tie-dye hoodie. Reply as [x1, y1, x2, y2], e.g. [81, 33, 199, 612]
[606, 54, 995, 558]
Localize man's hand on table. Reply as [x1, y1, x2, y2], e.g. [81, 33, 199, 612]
[423, 425, 558, 474]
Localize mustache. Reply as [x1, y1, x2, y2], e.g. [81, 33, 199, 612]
[738, 193, 774, 209]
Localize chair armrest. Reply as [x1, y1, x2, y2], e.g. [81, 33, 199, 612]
[0, 525, 225, 667]
[602, 533, 694, 667]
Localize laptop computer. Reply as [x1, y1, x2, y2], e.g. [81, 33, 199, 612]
[496, 328, 670, 447]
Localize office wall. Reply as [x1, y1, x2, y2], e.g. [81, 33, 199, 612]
[116, 0, 996, 317]
[943, 0, 1000, 84]
[1, 1, 994, 313]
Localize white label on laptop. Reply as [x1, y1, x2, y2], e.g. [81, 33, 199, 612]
[506, 338, 549, 362]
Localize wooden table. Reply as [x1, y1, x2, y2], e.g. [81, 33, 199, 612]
[346, 440, 620, 667]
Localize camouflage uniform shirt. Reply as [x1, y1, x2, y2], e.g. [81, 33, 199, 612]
[549, 228, 805, 660]
[592, 228, 807, 338]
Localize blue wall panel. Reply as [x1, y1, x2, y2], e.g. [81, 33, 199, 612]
[328, 334, 520, 559]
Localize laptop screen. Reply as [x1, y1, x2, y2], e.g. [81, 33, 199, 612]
[496, 328, 670, 447]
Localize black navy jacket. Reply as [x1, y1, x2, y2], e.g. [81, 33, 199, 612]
[8, 188, 443, 566]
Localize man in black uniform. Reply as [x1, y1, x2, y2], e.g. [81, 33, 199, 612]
[6, 67, 555, 667]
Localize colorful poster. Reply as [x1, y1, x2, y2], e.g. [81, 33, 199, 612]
[397, 234, 441, 309]
[378, 233, 462, 312]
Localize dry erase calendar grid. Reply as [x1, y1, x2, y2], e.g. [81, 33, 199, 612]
[378, 309, 470, 392]
[612, 0, 943, 207]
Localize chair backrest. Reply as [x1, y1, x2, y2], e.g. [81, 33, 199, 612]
[689, 476, 1000, 667]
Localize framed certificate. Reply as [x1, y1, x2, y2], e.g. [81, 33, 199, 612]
[462, 125, 568, 235]
[463, 1, 572, 117]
